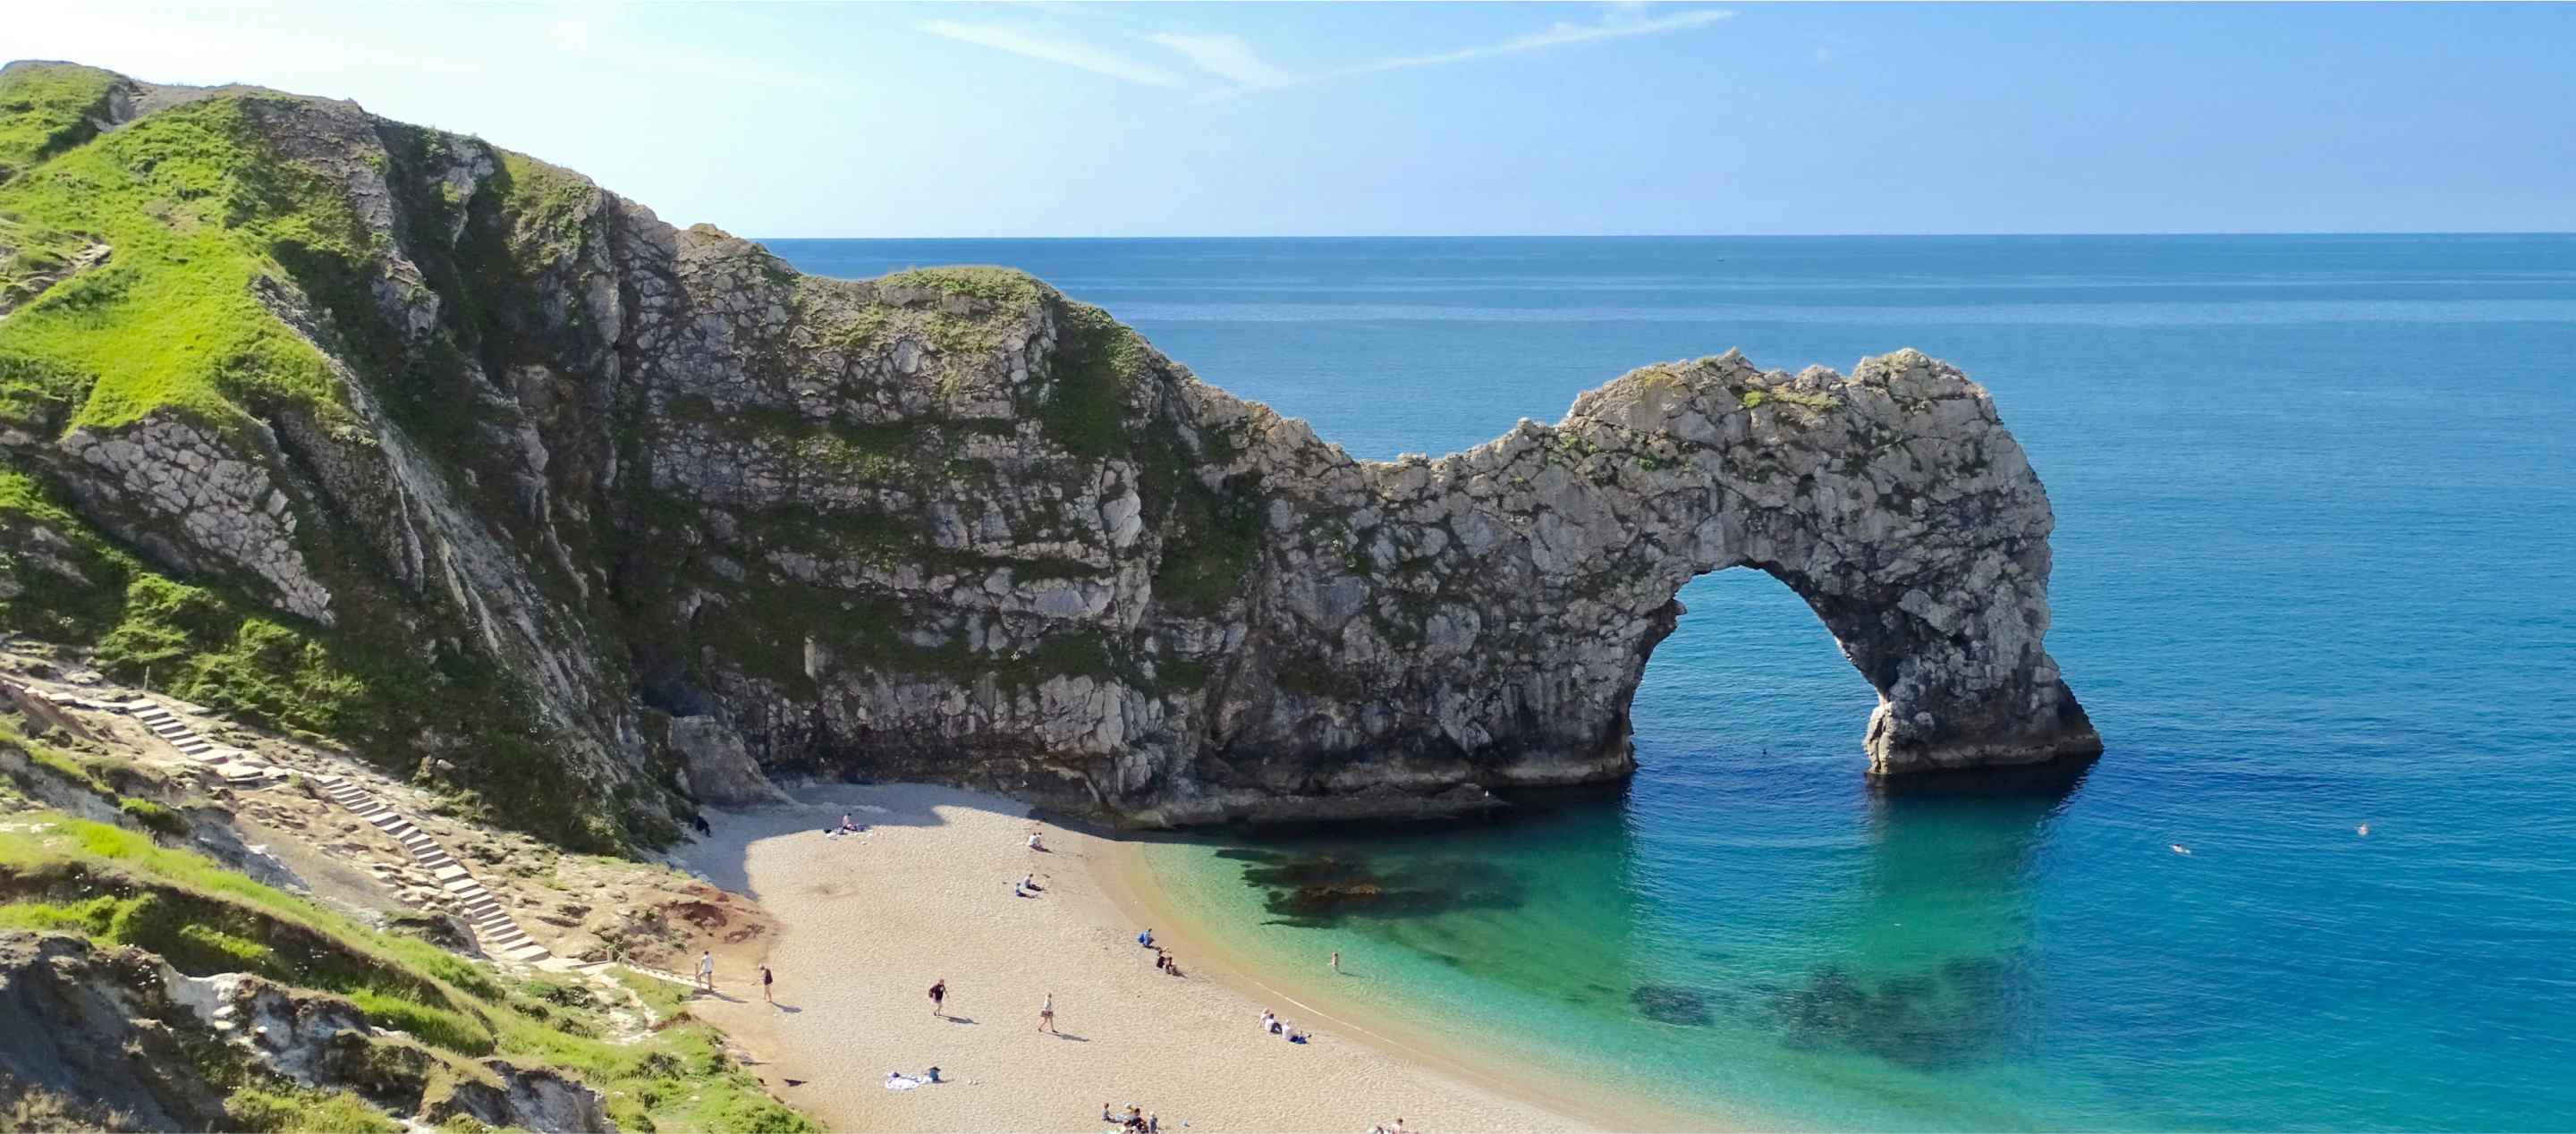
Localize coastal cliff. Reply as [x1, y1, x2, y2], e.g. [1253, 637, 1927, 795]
[0, 62, 2098, 844]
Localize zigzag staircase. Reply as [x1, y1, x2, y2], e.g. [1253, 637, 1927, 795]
[98, 696, 614, 974]
[125, 698, 290, 787]
[309, 772, 554, 964]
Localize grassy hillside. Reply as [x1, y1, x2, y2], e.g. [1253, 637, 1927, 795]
[0, 798, 813, 1132]
[0, 61, 666, 853]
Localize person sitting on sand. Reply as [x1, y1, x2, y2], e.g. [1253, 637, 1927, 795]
[1137, 928, 1154, 948]
[1148, 1113, 1160, 1133]
[1021, 873, 1041, 892]
[1101, 1103, 1114, 1123]
[1165, 955, 1184, 977]
[1028, 831, 1046, 851]
[1259, 1010, 1276, 1033]
[1154, 950, 1168, 972]
[839, 813, 859, 834]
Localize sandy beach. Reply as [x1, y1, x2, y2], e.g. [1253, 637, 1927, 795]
[676, 783, 1684, 1133]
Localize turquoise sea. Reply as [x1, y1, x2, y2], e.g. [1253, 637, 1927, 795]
[768, 236, 2576, 1130]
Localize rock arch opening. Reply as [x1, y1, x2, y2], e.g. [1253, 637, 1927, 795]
[1625, 567, 1881, 776]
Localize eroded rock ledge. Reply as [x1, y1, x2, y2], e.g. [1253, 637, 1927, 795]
[0, 64, 2098, 834]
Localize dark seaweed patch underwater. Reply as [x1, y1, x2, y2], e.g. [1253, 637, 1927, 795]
[1217, 847, 1529, 927]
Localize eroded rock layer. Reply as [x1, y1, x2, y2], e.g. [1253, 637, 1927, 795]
[0, 63, 2097, 836]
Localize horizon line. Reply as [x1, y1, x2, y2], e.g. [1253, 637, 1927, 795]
[748, 230, 2576, 241]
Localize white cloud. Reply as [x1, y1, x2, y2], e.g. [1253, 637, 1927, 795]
[1174, 7, 1734, 97]
[1147, 32, 1305, 89]
[923, 7, 1732, 97]
[1343, 8, 1735, 79]
[919, 20, 1183, 87]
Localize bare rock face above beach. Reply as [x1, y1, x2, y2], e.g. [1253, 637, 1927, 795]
[0, 62, 2098, 837]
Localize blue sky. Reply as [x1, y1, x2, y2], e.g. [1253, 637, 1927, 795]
[14, 3, 2572, 236]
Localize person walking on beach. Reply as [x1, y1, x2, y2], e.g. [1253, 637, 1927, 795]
[928, 978, 947, 1018]
[1039, 992, 1056, 1033]
[696, 950, 714, 992]
[1330, 950, 1341, 975]
[760, 965, 774, 1003]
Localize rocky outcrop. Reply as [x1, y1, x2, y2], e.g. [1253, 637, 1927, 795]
[0, 932, 229, 1130]
[0, 931, 613, 1133]
[58, 417, 333, 622]
[0, 63, 2098, 835]
[667, 715, 791, 806]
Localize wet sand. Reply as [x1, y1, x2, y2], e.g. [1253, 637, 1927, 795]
[676, 783, 1690, 1132]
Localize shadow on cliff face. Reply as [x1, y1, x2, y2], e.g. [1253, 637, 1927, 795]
[1216, 848, 1529, 927]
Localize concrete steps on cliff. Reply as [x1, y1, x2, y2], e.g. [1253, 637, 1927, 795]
[299, 768, 554, 968]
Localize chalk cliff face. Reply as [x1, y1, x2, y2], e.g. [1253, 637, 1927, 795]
[0, 63, 2098, 841]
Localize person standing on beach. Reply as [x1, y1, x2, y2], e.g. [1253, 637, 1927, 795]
[928, 978, 947, 1018]
[1330, 950, 1341, 974]
[1038, 992, 1056, 1033]
[696, 950, 714, 992]
[759, 965, 774, 1003]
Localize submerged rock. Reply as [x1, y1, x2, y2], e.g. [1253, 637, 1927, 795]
[1630, 984, 1717, 1027]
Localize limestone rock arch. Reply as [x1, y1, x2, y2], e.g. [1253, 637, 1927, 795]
[1174, 349, 2103, 817]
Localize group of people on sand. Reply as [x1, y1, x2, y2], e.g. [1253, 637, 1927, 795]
[1101, 1102, 1162, 1132]
[690, 952, 775, 1004]
[1257, 1008, 1308, 1044]
[1135, 928, 1187, 977]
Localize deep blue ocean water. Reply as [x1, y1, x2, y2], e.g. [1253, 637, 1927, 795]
[767, 236, 2576, 1130]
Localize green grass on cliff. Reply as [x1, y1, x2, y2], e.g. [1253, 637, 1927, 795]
[0, 212, 96, 311]
[491, 150, 597, 263]
[0, 812, 817, 1133]
[0, 63, 123, 183]
[0, 79, 369, 436]
[879, 264, 1047, 309]
[1, 465, 631, 853]
[1040, 301, 1143, 458]
[0, 465, 385, 743]
[0, 68, 658, 853]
